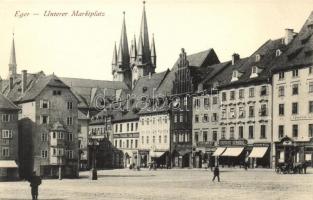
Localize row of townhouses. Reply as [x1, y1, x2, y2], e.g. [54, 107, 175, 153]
[0, 3, 313, 181]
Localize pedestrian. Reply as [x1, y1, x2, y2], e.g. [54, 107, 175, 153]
[29, 171, 42, 200]
[303, 162, 307, 174]
[212, 165, 220, 182]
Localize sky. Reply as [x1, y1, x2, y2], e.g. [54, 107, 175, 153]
[0, 0, 313, 80]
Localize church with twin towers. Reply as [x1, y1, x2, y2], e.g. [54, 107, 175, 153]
[112, 1, 156, 89]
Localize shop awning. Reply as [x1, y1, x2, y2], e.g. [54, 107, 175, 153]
[248, 147, 268, 158]
[0, 160, 18, 168]
[221, 147, 244, 157]
[151, 151, 166, 158]
[212, 147, 226, 156]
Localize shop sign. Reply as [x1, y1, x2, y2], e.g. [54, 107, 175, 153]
[196, 141, 215, 147]
[254, 143, 270, 147]
[219, 139, 247, 146]
[283, 140, 293, 146]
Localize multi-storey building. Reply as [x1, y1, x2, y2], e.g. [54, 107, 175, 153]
[15, 74, 80, 178]
[169, 48, 220, 168]
[272, 12, 313, 167]
[0, 93, 19, 181]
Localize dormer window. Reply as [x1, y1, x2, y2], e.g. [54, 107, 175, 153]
[276, 49, 282, 57]
[250, 66, 259, 78]
[255, 54, 261, 62]
[231, 70, 239, 82]
[142, 87, 148, 93]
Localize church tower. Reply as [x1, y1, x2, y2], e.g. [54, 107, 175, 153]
[8, 33, 17, 79]
[131, 1, 156, 88]
[112, 12, 132, 88]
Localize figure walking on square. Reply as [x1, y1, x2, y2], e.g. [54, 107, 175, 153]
[29, 171, 42, 200]
[212, 165, 220, 182]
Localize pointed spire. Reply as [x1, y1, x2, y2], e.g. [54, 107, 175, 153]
[151, 33, 156, 68]
[8, 33, 17, 78]
[130, 34, 137, 59]
[112, 42, 118, 75]
[138, 1, 151, 63]
[117, 11, 130, 67]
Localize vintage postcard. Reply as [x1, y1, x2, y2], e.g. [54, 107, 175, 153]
[0, 0, 313, 199]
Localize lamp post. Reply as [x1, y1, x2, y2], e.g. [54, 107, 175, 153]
[88, 131, 104, 180]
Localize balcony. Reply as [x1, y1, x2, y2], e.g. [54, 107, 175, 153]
[196, 141, 215, 147]
[50, 138, 66, 147]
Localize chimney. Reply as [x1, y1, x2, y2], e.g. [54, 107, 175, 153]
[232, 53, 240, 65]
[284, 28, 294, 45]
[9, 77, 14, 91]
[22, 70, 27, 94]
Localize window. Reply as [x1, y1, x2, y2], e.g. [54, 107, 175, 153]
[221, 109, 226, 119]
[68, 133, 73, 141]
[230, 127, 234, 139]
[309, 82, 313, 93]
[309, 124, 313, 137]
[185, 133, 189, 142]
[292, 69, 299, 77]
[41, 133, 47, 142]
[67, 102, 73, 110]
[276, 49, 282, 57]
[67, 117, 73, 126]
[67, 150, 74, 159]
[249, 126, 254, 139]
[203, 131, 208, 142]
[195, 115, 199, 123]
[131, 123, 134, 131]
[41, 150, 48, 158]
[230, 107, 236, 118]
[260, 104, 267, 116]
[115, 140, 117, 147]
[249, 106, 254, 117]
[239, 107, 245, 118]
[278, 86, 285, 97]
[292, 102, 298, 115]
[126, 140, 129, 148]
[131, 140, 133, 148]
[2, 130, 13, 139]
[279, 72, 285, 80]
[309, 101, 313, 113]
[2, 114, 11, 122]
[279, 125, 284, 138]
[164, 135, 167, 143]
[119, 140, 122, 148]
[203, 114, 208, 122]
[221, 127, 226, 139]
[159, 135, 161, 143]
[194, 99, 200, 108]
[41, 115, 49, 124]
[279, 104, 285, 116]
[222, 92, 226, 101]
[174, 115, 177, 123]
[179, 114, 183, 122]
[53, 90, 62, 95]
[260, 125, 266, 138]
[249, 88, 255, 97]
[213, 131, 217, 141]
[232, 70, 238, 78]
[146, 136, 149, 144]
[57, 132, 64, 140]
[173, 134, 176, 143]
[255, 54, 261, 62]
[2, 147, 9, 157]
[230, 91, 235, 100]
[238, 126, 243, 139]
[40, 100, 50, 109]
[260, 86, 267, 96]
[127, 123, 129, 131]
[212, 96, 218, 104]
[195, 132, 199, 142]
[135, 140, 138, 148]
[141, 136, 144, 144]
[292, 124, 298, 138]
[204, 98, 210, 108]
[135, 123, 138, 131]
[212, 113, 218, 122]
[184, 96, 188, 106]
[292, 84, 299, 95]
[141, 119, 144, 126]
[239, 89, 244, 99]
[252, 66, 257, 74]
[164, 116, 168, 124]
[119, 124, 122, 132]
[309, 66, 313, 74]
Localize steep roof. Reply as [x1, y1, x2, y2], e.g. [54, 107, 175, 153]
[60, 77, 130, 109]
[0, 93, 19, 110]
[155, 49, 220, 96]
[112, 70, 169, 122]
[19, 74, 71, 103]
[272, 11, 313, 72]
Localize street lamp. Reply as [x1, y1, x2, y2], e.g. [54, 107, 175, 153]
[88, 131, 104, 180]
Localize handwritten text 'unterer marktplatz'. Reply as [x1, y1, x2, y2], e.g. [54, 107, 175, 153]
[15, 10, 106, 18]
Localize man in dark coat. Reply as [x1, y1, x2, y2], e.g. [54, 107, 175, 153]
[212, 166, 220, 182]
[29, 171, 42, 200]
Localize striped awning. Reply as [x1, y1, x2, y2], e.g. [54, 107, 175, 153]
[248, 147, 268, 158]
[212, 147, 226, 156]
[0, 160, 18, 168]
[221, 147, 244, 157]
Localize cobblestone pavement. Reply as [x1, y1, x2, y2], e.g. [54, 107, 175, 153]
[0, 168, 312, 200]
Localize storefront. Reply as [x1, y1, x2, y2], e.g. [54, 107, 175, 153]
[138, 150, 149, 167]
[172, 149, 192, 168]
[275, 136, 313, 167]
[193, 141, 216, 168]
[248, 143, 270, 168]
[0, 160, 19, 181]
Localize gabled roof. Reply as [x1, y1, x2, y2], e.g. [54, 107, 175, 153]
[272, 11, 313, 72]
[19, 74, 71, 103]
[0, 93, 19, 110]
[155, 49, 220, 96]
[60, 77, 130, 109]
